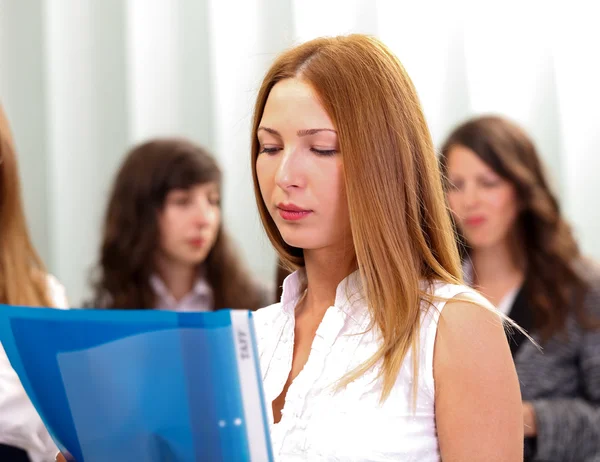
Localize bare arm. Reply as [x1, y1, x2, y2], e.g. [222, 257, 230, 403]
[434, 298, 523, 461]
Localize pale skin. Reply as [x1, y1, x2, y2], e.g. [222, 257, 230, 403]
[445, 145, 525, 306]
[155, 183, 221, 301]
[446, 145, 537, 437]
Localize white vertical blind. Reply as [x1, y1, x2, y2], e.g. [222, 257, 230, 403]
[1, 0, 598, 303]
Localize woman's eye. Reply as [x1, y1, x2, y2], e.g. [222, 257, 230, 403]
[481, 179, 501, 188]
[166, 193, 190, 206]
[174, 197, 190, 206]
[259, 145, 281, 154]
[311, 148, 337, 156]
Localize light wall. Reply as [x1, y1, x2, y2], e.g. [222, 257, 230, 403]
[1, 0, 598, 304]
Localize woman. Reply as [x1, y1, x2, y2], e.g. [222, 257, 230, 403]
[249, 35, 522, 460]
[58, 36, 523, 461]
[441, 115, 600, 461]
[0, 103, 68, 461]
[88, 138, 269, 311]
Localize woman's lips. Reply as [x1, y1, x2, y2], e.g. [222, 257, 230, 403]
[277, 203, 312, 221]
[464, 216, 486, 227]
[188, 238, 206, 248]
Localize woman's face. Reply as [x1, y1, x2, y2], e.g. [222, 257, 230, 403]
[157, 182, 221, 268]
[255, 78, 351, 252]
[445, 145, 520, 251]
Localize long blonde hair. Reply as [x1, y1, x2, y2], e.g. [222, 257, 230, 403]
[251, 35, 463, 401]
[0, 103, 53, 306]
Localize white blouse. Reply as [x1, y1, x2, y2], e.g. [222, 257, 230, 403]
[0, 274, 68, 462]
[254, 270, 486, 462]
[150, 274, 213, 312]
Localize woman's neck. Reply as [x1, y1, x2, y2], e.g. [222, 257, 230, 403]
[301, 244, 356, 318]
[469, 241, 525, 305]
[155, 257, 197, 302]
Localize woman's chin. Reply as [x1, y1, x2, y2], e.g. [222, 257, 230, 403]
[278, 232, 311, 251]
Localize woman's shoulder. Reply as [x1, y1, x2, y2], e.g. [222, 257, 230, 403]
[422, 280, 492, 314]
[45, 274, 69, 309]
[432, 289, 513, 382]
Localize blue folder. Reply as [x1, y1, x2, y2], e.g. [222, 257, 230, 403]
[0, 305, 273, 462]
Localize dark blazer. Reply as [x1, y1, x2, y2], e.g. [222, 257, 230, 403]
[507, 261, 600, 462]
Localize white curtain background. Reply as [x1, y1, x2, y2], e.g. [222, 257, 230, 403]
[0, 0, 598, 304]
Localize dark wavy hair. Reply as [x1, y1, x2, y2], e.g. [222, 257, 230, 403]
[90, 138, 265, 311]
[439, 115, 595, 341]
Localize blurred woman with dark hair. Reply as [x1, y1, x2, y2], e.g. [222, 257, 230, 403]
[89, 138, 270, 311]
[441, 115, 600, 461]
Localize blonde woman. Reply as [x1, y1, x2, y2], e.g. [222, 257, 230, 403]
[0, 103, 68, 462]
[250, 35, 523, 460]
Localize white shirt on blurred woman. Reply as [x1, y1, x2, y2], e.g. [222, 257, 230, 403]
[150, 274, 213, 312]
[0, 275, 68, 462]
